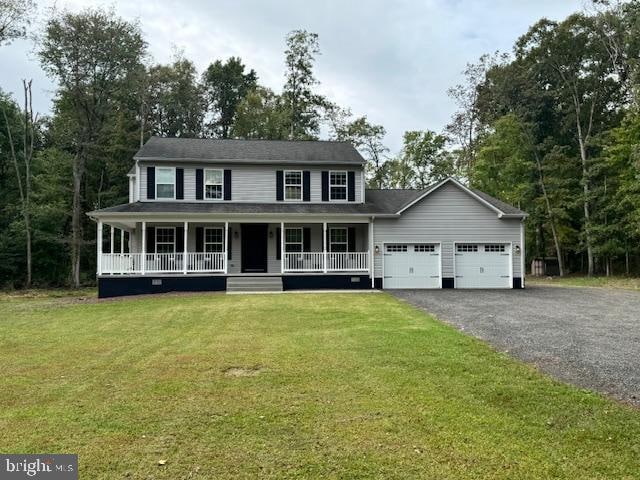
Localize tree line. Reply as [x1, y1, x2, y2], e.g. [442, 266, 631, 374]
[1, 0, 639, 288]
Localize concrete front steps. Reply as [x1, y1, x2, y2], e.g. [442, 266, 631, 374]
[226, 276, 283, 293]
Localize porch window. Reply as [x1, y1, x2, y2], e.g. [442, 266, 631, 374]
[156, 167, 175, 199]
[285, 228, 303, 252]
[205, 227, 224, 252]
[329, 228, 348, 252]
[205, 169, 223, 200]
[329, 171, 347, 200]
[284, 171, 302, 201]
[156, 227, 176, 253]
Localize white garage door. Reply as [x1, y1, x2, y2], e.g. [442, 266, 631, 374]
[383, 244, 440, 289]
[454, 243, 511, 289]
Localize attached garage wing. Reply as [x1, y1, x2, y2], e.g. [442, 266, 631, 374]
[383, 243, 441, 289]
[454, 243, 511, 289]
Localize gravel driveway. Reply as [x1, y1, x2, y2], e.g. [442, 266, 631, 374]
[391, 285, 640, 406]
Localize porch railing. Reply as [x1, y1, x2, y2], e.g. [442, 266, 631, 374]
[282, 251, 369, 272]
[100, 253, 225, 274]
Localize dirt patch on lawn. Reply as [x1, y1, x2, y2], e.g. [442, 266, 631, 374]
[223, 366, 265, 377]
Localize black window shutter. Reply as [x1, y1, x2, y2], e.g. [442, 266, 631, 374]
[321, 171, 329, 201]
[303, 227, 311, 252]
[224, 169, 232, 200]
[176, 226, 184, 252]
[195, 227, 204, 252]
[146, 226, 155, 253]
[348, 227, 356, 252]
[276, 228, 281, 260]
[195, 169, 203, 200]
[276, 170, 284, 201]
[303, 171, 311, 201]
[147, 167, 155, 199]
[347, 171, 356, 201]
[227, 228, 232, 260]
[176, 168, 184, 200]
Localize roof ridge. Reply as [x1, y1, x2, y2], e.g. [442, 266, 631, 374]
[149, 136, 351, 145]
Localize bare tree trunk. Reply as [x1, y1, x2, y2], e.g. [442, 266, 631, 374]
[535, 153, 564, 276]
[71, 150, 84, 288]
[2, 80, 35, 288]
[625, 248, 630, 275]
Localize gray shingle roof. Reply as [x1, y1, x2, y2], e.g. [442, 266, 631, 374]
[134, 136, 365, 165]
[470, 188, 526, 215]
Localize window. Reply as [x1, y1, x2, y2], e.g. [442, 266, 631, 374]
[386, 244, 408, 253]
[330, 228, 348, 252]
[205, 169, 223, 200]
[330, 171, 347, 200]
[284, 171, 302, 201]
[205, 228, 224, 253]
[457, 244, 478, 253]
[485, 244, 506, 252]
[156, 227, 175, 254]
[414, 244, 435, 252]
[156, 168, 175, 199]
[285, 228, 303, 252]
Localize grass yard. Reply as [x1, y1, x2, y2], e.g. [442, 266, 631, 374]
[527, 275, 640, 291]
[1, 292, 639, 479]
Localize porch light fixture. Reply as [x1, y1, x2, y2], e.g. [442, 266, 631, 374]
[234, 230, 239, 239]
[374, 245, 380, 254]
[269, 230, 274, 238]
[514, 245, 521, 255]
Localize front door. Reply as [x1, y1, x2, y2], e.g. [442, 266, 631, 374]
[241, 224, 268, 273]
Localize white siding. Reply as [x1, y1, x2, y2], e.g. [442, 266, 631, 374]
[373, 182, 523, 280]
[138, 162, 364, 203]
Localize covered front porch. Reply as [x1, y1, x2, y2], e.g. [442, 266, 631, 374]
[97, 219, 372, 277]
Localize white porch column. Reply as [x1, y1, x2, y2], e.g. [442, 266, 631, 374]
[280, 221, 285, 273]
[97, 220, 103, 275]
[183, 221, 188, 274]
[369, 218, 375, 288]
[110, 225, 115, 254]
[322, 222, 328, 273]
[224, 221, 229, 274]
[120, 229, 124, 254]
[141, 221, 146, 275]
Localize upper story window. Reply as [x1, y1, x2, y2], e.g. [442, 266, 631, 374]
[330, 171, 347, 201]
[205, 227, 224, 252]
[285, 228, 303, 252]
[156, 227, 175, 254]
[205, 169, 223, 200]
[284, 171, 302, 201]
[156, 167, 175, 199]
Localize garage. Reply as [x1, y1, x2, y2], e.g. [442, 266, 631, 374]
[454, 243, 511, 289]
[383, 243, 441, 289]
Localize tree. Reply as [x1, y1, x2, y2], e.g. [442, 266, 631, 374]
[516, 14, 623, 275]
[446, 52, 507, 174]
[335, 116, 389, 188]
[283, 29, 322, 139]
[2, 80, 36, 287]
[232, 87, 289, 140]
[202, 57, 257, 138]
[401, 130, 454, 188]
[0, 0, 35, 45]
[146, 56, 205, 138]
[38, 7, 146, 287]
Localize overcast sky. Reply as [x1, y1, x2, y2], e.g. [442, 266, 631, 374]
[1, 0, 584, 152]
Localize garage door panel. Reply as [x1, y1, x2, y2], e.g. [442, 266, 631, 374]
[384, 244, 440, 289]
[455, 244, 510, 289]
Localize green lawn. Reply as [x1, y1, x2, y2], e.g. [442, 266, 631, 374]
[1, 292, 639, 479]
[528, 275, 640, 291]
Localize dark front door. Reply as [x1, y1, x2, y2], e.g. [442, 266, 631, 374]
[241, 224, 268, 273]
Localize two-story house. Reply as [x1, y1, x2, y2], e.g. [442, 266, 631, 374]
[88, 137, 527, 297]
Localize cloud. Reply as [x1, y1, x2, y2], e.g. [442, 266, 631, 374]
[0, 0, 583, 152]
